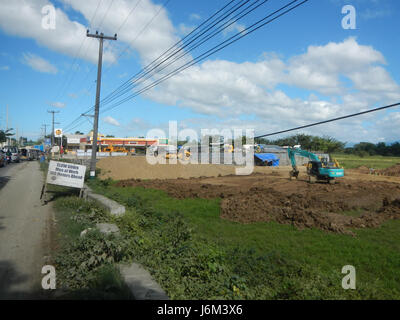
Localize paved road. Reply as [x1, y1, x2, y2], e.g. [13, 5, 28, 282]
[0, 161, 53, 299]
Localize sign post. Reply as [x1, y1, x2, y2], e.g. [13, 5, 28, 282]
[41, 160, 87, 204]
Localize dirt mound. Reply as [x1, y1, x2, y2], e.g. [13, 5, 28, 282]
[97, 156, 294, 180]
[97, 156, 238, 180]
[116, 173, 400, 234]
[378, 164, 400, 177]
[356, 165, 370, 174]
[221, 192, 400, 235]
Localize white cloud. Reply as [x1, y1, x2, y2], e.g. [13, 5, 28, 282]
[177, 23, 195, 36]
[221, 22, 246, 37]
[62, 0, 178, 64]
[140, 38, 400, 142]
[49, 101, 66, 108]
[0, 0, 178, 65]
[22, 53, 58, 74]
[285, 38, 386, 95]
[360, 8, 391, 20]
[0, 66, 10, 71]
[189, 13, 201, 21]
[103, 116, 120, 126]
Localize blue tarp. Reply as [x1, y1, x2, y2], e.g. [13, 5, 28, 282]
[254, 153, 280, 166]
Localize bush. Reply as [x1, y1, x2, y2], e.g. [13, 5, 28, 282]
[55, 230, 133, 289]
[356, 150, 369, 158]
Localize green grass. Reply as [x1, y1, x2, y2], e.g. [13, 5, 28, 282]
[52, 197, 134, 299]
[331, 153, 400, 169]
[86, 179, 400, 299]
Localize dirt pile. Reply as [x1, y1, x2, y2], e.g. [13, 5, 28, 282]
[378, 164, 400, 177]
[356, 165, 370, 174]
[97, 156, 293, 180]
[116, 173, 400, 234]
[220, 192, 400, 235]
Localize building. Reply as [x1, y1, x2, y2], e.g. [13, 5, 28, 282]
[64, 132, 168, 154]
[64, 134, 87, 153]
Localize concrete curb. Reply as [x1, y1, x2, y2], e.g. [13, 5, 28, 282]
[82, 185, 168, 300]
[119, 263, 169, 300]
[83, 184, 125, 216]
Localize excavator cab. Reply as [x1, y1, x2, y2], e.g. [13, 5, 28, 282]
[308, 161, 322, 176]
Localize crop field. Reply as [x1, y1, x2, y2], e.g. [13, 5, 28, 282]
[332, 153, 400, 169]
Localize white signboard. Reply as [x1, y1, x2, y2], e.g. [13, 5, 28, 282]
[51, 146, 59, 153]
[46, 160, 86, 189]
[67, 138, 81, 144]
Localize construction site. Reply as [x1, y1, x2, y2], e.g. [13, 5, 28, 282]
[96, 155, 400, 235]
[3, 0, 400, 304]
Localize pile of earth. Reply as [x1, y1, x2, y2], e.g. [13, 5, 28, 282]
[221, 192, 400, 235]
[378, 164, 400, 177]
[116, 174, 400, 234]
[356, 165, 370, 174]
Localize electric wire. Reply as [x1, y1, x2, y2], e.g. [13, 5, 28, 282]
[254, 102, 400, 139]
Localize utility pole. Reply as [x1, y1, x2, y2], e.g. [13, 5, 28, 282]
[87, 30, 117, 178]
[42, 124, 49, 145]
[6, 104, 9, 145]
[48, 110, 60, 147]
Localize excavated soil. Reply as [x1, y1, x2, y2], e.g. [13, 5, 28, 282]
[116, 172, 400, 235]
[378, 164, 400, 177]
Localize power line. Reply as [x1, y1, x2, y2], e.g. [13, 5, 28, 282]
[104, 0, 172, 72]
[52, 0, 104, 104]
[254, 102, 400, 139]
[100, 0, 251, 106]
[101, 0, 309, 114]
[65, 0, 309, 133]
[101, 0, 270, 107]
[63, 0, 227, 131]
[116, 0, 144, 34]
[63, 0, 171, 132]
[98, 0, 115, 30]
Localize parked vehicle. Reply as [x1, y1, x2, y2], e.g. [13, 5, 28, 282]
[31, 148, 41, 160]
[2, 146, 20, 163]
[4, 150, 12, 164]
[20, 148, 29, 161]
[0, 150, 7, 167]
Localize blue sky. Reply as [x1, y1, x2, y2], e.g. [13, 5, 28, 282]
[0, 0, 399, 144]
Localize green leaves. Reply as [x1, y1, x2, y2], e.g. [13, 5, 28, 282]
[0, 128, 14, 143]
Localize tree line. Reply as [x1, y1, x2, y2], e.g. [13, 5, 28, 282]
[344, 141, 400, 157]
[255, 134, 400, 156]
[255, 134, 346, 153]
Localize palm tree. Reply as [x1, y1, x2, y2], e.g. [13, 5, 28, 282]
[0, 128, 14, 144]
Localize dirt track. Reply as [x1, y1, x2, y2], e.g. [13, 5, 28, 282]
[113, 159, 400, 235]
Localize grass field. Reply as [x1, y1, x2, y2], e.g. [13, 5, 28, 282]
[85, 178, 400, 299]
[332, 153, 400, 169]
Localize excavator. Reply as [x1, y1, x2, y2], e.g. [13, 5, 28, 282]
[287, 147, 344, 184]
